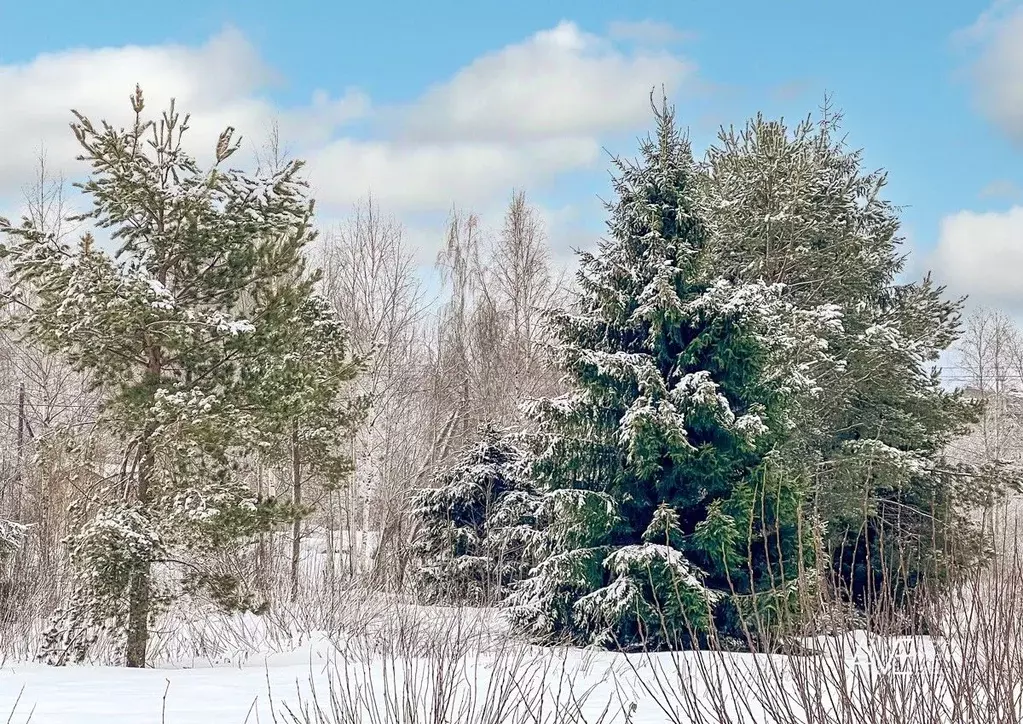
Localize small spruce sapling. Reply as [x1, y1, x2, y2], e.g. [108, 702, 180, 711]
[411, 423, 539, 604]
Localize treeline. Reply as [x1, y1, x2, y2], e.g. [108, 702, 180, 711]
[0, 89, 1015, 667]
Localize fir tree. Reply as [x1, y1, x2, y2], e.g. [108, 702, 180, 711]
[0, 87, 361, 667]
[411, 423, 539, 604]
[703, 109, 1002, 622]
[507, 100, 838, 651]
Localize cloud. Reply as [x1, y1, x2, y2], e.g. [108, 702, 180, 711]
[954, 0, 1018, 46]
[306, 136, 600, 212]
[0, 21, 695, 232]
[607, 20, 694, 46]
[345, 20, 693, 211]
[924, 206, 1023, 312]
[397, 21, 694, 144]
[979, 178, 1023, 199]
[962, 3, 1023, 143]
[0, 28, 367, 198]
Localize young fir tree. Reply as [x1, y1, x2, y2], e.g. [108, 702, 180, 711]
[703, 109, 1000, 622]
[411, 423, 540, 604]
[0, 87, 360, 667]
[507, 101, 839, 651]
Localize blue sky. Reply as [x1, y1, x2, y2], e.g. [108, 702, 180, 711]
[0, 0, 1020, 313]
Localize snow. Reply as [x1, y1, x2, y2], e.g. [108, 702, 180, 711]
[0, 519, 28, 557]
[1, 612, 640, 724]
[219, 319, 255, 336]
[605, 543, 707, 593]
[0, 630, 647, 723]
[0, 618, 960, 724]
[4, 659, 272, 723]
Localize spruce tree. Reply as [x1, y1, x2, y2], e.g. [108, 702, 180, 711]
[703, 111, 999, 621]
[507, 101, 838, 651]
[0, 87, 360, 667]
[411, 423, 539, 604]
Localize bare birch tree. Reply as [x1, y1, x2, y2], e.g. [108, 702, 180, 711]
[319, 198, 431, 585]
[316, 191, 567, 591]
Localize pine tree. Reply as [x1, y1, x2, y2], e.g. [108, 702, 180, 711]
[507, 100, 838, 651]
[411, 423, 539, 604]
[0, 87, 360, 667]
[703, 109, 1001, 622]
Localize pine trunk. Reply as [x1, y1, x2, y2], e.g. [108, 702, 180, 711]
[125, 432, 155, 668]
[125, 565, 151, 668]
[126, 345, 161, 669]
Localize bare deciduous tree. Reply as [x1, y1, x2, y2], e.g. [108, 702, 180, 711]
[489, 189, 566, 413]
[953, 307, 1023, 466]
[320, 197, 433, 585]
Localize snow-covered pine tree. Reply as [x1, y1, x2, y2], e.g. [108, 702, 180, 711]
[507, 100, 838, 651]
[0, 87, 360, 667]
[411, 423, 540, 604]
[0, 519, 26, 558]
[703, 109, 999, 622]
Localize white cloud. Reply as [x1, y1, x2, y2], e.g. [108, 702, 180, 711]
[397, 21, 694, 144]
[306, 136, 599, 212]
[925, 206, 1023, 311]
[335, 20, 692, 212]
[0, 21, 695, 230]
[962, 3, 1023, 143]
[0, 28, 367, 198]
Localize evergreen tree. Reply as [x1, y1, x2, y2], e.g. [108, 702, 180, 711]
[411, 423, 539, 604]
[507, 101, 838, 651]
[703, 110, 1001, 622]
[0, 519, 26, 559]
[0, 87, 360, 667]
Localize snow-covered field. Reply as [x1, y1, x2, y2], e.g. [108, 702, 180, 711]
[0, 626, 631, 724]
[3, 525, 1016, 724]
[4, 652, 301, 723]
[0, 602, 963, 724]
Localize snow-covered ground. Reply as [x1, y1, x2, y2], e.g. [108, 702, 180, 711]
[0, 602, 958, 724]
[4, 651, 303, 723]
[3, 523, 1009, 724]
[1, 629, 631, 724]
[4, 520, 1013, 723]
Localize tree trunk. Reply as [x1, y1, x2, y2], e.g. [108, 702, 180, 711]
[256, 460, 267, 595]
[125, 431, 156, 668]
[290, 421, 302, 603]
[347, 435, 356, 579]
[325, 489, 336, 584]
[125, 565, 151, 668]
[126, 343, 162, 669]
[15, 382, 24, 521]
